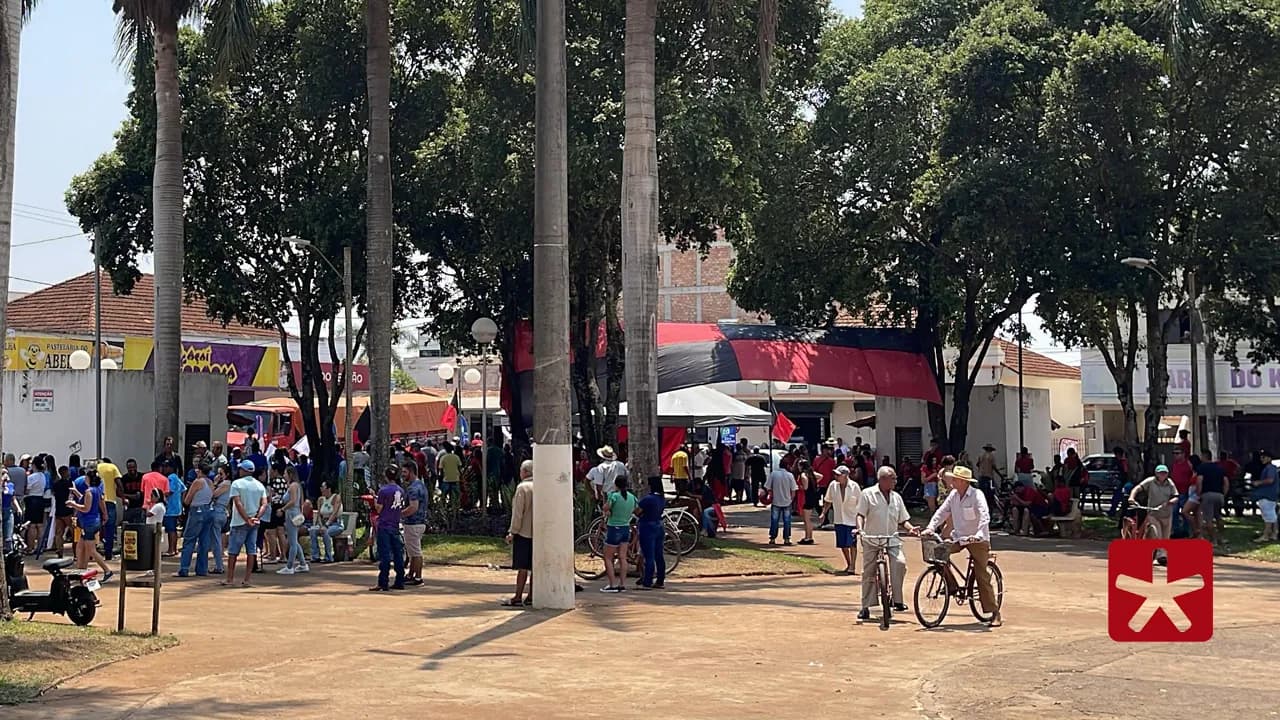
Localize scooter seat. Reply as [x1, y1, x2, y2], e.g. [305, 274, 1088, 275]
[42, 557, 75, 572]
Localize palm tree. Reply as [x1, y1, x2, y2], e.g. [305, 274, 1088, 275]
[621, 1, 780, 479]
[364, 0, 393, 483]
[0, 0, 39, 625]
[111, 0, 259, 455]
[1156, 0, 1210, 76]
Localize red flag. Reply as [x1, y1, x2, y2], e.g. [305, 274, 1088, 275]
[772, 412, 796, 444]
[441, 403, 458, 433]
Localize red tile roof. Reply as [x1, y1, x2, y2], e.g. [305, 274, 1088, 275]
[8, 272, 279, 341]
[995, 338, 1080, 380]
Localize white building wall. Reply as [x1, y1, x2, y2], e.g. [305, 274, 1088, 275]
[4, 370, 227, 464]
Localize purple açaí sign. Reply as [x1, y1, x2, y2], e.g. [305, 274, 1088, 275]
[143, 342, 270, 388]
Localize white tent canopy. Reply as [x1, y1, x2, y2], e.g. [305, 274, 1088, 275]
[617, 386, 772, 427]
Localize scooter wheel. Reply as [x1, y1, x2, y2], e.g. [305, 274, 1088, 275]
[67, 587, 97, 626]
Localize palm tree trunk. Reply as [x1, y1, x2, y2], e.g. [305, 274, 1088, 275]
[621, 0, 659, 479]
[365, 0, 393, 483]
[531, 0, 574, 610]
[151, 19, 184, 455]
[0, 0, 22, 622]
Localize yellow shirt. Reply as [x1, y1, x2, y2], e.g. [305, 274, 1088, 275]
[671, 451, 690, 480]
[96, 462, 120, 503]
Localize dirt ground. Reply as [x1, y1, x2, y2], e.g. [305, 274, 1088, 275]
[8, 504, 1279, 720]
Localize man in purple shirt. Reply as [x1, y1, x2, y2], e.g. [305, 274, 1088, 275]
[370, 467, 406, 591]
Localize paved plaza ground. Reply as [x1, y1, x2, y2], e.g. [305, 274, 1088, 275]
[8, 504, 1280, 720]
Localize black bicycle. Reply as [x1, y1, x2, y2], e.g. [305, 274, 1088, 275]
[913, 533, 1004, 628]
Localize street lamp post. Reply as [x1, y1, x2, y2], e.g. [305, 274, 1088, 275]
[286, 237, 355, 506]
[1121, 257, 1219, 459]
[470, 317, 498, 508]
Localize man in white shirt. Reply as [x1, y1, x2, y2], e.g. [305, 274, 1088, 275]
[924, 465, 1001, 627]
[819, 465, 860, 573]
[765, 465, 797, 545]
[855, 466, 918, 621]
[692, 445, 708, 482]
[588, 446, 628, 502]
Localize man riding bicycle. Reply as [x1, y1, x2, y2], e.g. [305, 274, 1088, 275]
[923, 465, 1002, 627]
[854, 466, 919, 621]
[1127, 464, 1178, 563]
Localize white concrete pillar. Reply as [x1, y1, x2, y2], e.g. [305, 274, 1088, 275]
[532, 443, 575, 609]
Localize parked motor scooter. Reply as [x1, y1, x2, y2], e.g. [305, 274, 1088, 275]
[5, 522, 101, 625]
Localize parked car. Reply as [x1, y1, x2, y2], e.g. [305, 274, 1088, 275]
[1082, 454, 1126, 492]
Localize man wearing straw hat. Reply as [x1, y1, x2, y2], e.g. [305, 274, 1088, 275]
[589, 446, 628, 503]
[923, 465, 1002, 627]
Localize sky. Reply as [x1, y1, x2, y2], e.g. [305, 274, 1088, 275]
[8, 0, 1072, 363]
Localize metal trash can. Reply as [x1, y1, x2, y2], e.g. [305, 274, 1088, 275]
[121, 523, 157, 572]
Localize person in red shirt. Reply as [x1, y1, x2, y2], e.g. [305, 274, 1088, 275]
[811, 446, 836, 492]
[1011, 482, 1050, 535]
[140, 461, 170, 512]
[921, 438, 942, 472]
[1220, 450, 1243, 516]
[1049, 478, 1072, 516]
[1014, 447, 1035, 476]
[1170, 449, 1195, 495]
[1176, 429, 1192, 458]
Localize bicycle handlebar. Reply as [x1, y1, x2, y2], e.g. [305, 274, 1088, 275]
[1128, 505, 1168, 512]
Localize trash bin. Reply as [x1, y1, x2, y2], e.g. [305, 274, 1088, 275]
[122, 522, 157, 572]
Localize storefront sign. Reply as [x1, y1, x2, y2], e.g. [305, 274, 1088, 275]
[124, 337, 281, 389]
[289, 361, 371, 391]
[1082, 350, 1280, 403]
[4, 336, 122, 371]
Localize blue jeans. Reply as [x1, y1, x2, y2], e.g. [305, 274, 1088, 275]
[701, 507, 718, 538]
[309, 522, 343, 561]
[637, 522, 665, 587]
[769, 505, 792, 541]
[375, 527, 405, 588]
[207, 507, 228, 571]
[102, 502, 117, 559]
[179, 506, 212, 575]
[2, 505, 13, 552]
[284, 510, 305, 567]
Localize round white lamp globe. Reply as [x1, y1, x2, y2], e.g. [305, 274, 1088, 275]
[69, 349, 92, 370]
[463, 367, 482, 385]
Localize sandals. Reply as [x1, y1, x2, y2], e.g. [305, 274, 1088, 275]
[500, 597, 526, 607]
[368, 586, 390, 592]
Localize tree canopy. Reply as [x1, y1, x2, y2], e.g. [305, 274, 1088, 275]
[67, 0, 443, 477]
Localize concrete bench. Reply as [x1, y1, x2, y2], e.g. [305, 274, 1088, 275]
[1048, 499, 1082, 539]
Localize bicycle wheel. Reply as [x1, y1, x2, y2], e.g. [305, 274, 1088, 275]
[968, 562, 1005, 622]
[913, 566, 951, 628]
[988, 498, 1006, 530]
[878, 560, 892, 630]
[573, 533, 606, 581]
[671, 509, 700, 555]
[663, 526, 681, 575]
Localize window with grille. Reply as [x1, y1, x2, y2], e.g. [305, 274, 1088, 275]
[895, 427, 923, 464]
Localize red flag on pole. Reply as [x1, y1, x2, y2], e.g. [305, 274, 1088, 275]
[441, 403, 458, 433]
[772, 411, 796, 444]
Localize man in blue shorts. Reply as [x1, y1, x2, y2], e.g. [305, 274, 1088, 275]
[226, 460, 267, 587]
[819, 465, 860, 574]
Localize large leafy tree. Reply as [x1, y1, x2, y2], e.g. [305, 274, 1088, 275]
[111, 0, 260, 455]
[1037, 0, 1280, 474]
[731, 0, 1065, 455]
[407, 0, 823, 454]
[68, 0, 440, 490]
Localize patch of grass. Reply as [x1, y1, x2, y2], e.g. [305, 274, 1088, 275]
[1081, 513, 1280, 562]
[0, 622, 177, 704]
[690, 538, 836, 576]
[418, 533, 834, 576]
[423, 534, 508, 566]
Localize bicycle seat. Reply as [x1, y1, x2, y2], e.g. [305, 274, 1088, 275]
[42, 557, 75, 572]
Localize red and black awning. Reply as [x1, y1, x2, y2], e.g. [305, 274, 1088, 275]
[501, 321, 940, 429]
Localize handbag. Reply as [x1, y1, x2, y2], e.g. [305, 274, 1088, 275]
[290, 511, 306, 527]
